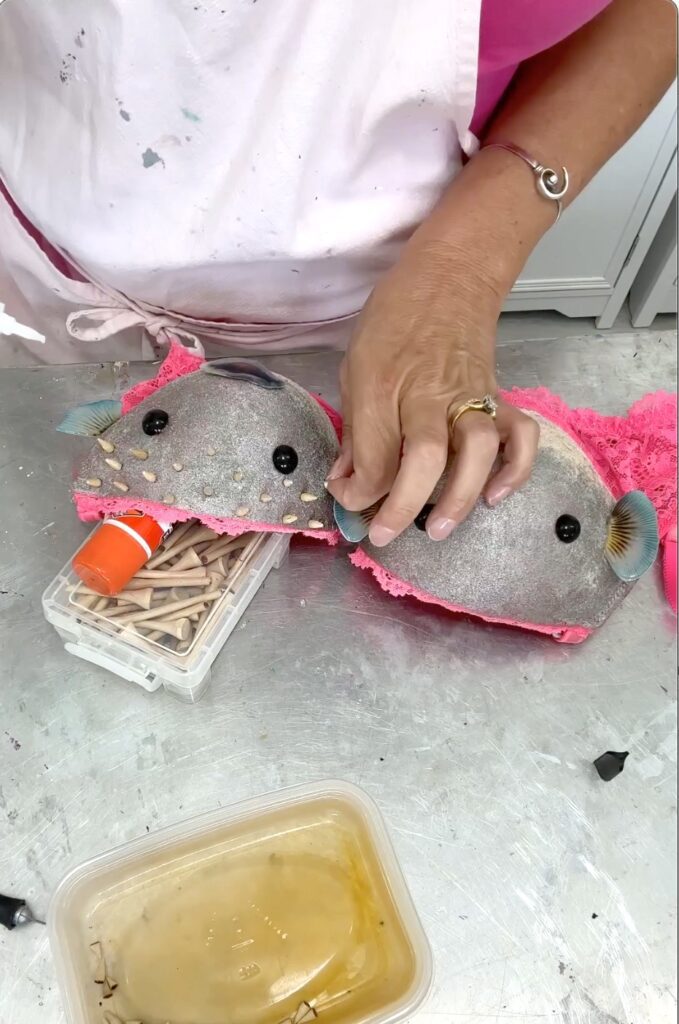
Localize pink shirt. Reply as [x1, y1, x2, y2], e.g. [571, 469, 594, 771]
[472, 0, 613, 136]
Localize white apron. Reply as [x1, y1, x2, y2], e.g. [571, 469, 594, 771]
[0, 0, 481, 365]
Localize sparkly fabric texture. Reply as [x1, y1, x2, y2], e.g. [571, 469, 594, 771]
[503, 388, 677, 542]
[359, 416, 629, 631]
[120, 339, 344, 440]
[349, 548, 590, 644]
[506, 387, 677, 616]
[75, 344, 340, 542]
[355, 389, 677, 635]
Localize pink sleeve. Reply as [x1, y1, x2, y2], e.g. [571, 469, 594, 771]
[472, 0, 614, 136]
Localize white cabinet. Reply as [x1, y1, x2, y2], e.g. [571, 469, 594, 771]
[629, 194, 677, 326]
[504, 89, 677, 326]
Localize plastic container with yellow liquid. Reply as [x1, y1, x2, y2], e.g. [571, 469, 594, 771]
[48, 781, 433, 1024]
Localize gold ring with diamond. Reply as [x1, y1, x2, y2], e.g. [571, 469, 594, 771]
[449, 394, 498, 435]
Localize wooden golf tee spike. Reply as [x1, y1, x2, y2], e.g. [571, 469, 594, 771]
[170, 547, 202, 571]
[140, 617, 192, 641]
[111, 591, 222, 625]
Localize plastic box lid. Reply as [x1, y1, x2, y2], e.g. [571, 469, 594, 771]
[42, 530, 289, 703]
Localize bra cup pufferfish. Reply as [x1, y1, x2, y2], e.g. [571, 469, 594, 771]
[338, 414, 660, 637]
[64, 358, 340, 537]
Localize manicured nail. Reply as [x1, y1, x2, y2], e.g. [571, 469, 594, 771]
[486, 486, 512, 507]
[369, 525, 396, 548]
[427, 517, 456, 541]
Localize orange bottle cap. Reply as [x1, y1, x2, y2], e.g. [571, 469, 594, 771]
[72, 513, 167, 596]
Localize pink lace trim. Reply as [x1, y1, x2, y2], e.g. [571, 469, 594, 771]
[349, 549, 589, 644]
[121, 341, 204, 414]
[74, 491, 339, 545]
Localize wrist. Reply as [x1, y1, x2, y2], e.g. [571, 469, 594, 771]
[396, 237, 505, 327]
[384, 240, 499, 389]
[410, 146, 557, 296]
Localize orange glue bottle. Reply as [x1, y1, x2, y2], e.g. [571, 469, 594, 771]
[72, 511, 173, 596]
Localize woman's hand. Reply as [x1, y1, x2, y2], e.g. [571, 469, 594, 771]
[325, 241, 540, 546]
[328, 0, 676, 549]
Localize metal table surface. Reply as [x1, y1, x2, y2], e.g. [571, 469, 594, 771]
[0, 331, 676, 1024]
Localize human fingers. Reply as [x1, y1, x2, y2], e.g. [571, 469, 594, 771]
[367, 397, 448, 547]
[326, 359, 354, 482]
[325, 363, 401, 512]
[484, 406, 540, 507]
[426, 412, 500, 540]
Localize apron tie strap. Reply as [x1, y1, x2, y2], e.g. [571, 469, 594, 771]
[66, 306, 205, 356]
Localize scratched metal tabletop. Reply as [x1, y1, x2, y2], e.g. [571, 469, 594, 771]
[0, 331, 676, 1024]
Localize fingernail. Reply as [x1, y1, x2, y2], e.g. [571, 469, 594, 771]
[486, 486, 512, 507]
[325, 462, 344, 482]
[427, 517, 456, 541]
[369, 525, 396, 548]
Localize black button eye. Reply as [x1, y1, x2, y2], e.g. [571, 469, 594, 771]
[555, 514, 581, 543]
[142, 409, 169, 435]
[414, 503, 434, 532]
[272, 445, 298, 474]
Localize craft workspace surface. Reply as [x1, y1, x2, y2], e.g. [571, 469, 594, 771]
[0, 331, 676, 1024]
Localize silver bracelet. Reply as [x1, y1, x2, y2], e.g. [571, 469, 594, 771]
[482, 142, 569, 223]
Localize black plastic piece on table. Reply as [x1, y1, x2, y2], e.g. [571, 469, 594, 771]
[593, 750, 629, 781]
[0, 894, 27, 930]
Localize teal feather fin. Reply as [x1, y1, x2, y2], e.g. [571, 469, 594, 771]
[333, 499, 381, 543]
[605, 490, 659, 582]
[56, 399, 122, 436]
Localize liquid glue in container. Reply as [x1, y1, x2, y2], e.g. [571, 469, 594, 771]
[72, 511, 173, 596]
[48, 781, 433, 1024]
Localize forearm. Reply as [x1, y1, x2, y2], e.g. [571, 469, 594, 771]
[411, 0, 677, 296]
[332, 0, 675, 538]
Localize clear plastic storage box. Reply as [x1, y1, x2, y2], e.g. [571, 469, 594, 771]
[42, 528, 289, 703]
[48, 780, 433, 1024]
